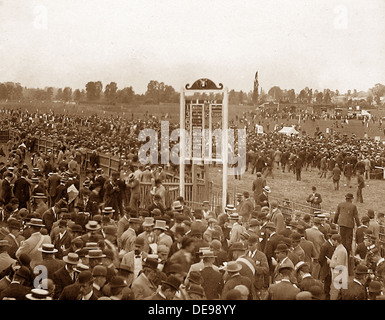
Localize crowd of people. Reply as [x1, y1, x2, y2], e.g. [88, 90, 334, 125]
[0, 107, 384, 300]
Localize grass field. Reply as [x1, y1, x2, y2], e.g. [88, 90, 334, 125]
[209, 164, 385, 219]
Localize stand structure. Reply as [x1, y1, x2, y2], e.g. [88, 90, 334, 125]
[180, 78, 229, 210]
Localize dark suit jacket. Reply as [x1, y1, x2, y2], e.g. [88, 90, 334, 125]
[318, 239, 335, 280]
[42, 208, 59, 233]
[264, 233, 284, 273]
[47, 173, 61, 198]
[337, 279, 367, 300]
[221, 273, 253, 300]
[53, 266, 75, 299]
[0, 282, 31, 300]
[266, 280, 300, 300]
[59, 282, 101, 300]
[0, 179, 12, 205]
[37, 257, 66, 280]
[334, 201, 360, 229]
[200, 266, 224, 300]
[13, 177, 31, 204]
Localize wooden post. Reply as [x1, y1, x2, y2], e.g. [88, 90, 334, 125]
[222, 87, 229, 211]
[179, 87, 185, 199]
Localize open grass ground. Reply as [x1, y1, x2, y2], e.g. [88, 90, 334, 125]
[208, 165, 385, 219]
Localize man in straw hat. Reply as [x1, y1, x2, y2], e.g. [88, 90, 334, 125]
[15, 218, 51, 268]
[35, 243, 65, 280]
[120, 216, 142, 254]
[52, 252, 80, 299]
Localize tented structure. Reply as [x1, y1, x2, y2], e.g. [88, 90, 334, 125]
[278, 126, 299, 136]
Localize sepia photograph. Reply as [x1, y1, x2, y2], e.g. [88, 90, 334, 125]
[0, 0, 384, 307]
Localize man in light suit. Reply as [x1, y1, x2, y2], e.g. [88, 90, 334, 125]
[120, 237, 148, 286]
[239, 192, 254, 227]
[327, 234, 349, 300]
[305, 217, 326, 279]
[15, 218, 51, 268]
[131, 258, 159, 300]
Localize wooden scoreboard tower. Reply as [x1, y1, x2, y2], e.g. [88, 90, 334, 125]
[180, 78, 229, 210]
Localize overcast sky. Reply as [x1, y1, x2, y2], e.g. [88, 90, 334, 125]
[0, 0, 384, 94]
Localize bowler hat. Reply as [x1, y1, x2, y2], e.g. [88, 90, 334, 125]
[355, 264, 369, 275]
[110, 276, 128, 288]
[143, 258, 158, 270]
[188, 284, 205, 296]
[369, 281, 382, 293]
[78, 270, 93, 284]
[345, 193, 354, 199]
[187, 271, 204, 285]
[168, 264, 186, 275]
[92, 265, 107, 277]
[8, 219, 22, 230]
[274, 243, 289, 253]
[162, 275, 182, 291]
[16, 266, 31, 280]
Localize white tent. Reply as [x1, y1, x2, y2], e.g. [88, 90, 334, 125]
[361, 110, 371, 119]
[278, 126, 299, 136]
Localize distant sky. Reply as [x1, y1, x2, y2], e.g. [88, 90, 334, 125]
[0, 0, 384, 94]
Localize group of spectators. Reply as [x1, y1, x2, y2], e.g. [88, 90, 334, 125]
[0, 107, 384, 300]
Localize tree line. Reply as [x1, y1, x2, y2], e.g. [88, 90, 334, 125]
[0, 81, 384, 107]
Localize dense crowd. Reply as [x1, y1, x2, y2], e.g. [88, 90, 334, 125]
[0, 107, 384, 300]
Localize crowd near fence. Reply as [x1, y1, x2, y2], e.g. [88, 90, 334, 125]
[5, 129, 385, 257]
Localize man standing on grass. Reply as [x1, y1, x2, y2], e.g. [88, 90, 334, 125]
[356, 170, 365, 203]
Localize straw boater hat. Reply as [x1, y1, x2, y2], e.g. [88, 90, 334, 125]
[85, 220, 101, 231]
[85, 249, 106, 259]
[25, 289, 52, 300]
[225, 204, 236, 212]
[263, 186, 271, 193]
[63, 253, 80, 265]
[27, 218, 45, 227]
[38, 244, 58, 254]
[102, 207, 115, 214]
